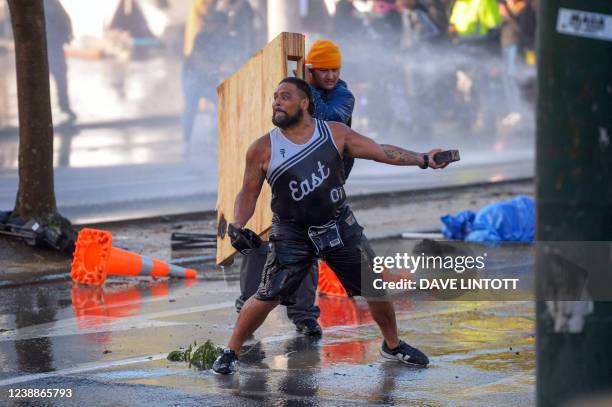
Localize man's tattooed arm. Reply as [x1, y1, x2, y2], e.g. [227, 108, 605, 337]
[380, 144, 424, 166]
[331, 122, 426, 167]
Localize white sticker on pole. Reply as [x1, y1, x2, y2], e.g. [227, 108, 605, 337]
[556, 8, 612, 42]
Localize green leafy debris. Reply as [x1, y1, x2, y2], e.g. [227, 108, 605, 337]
[167, 340, 222, 370]
[167, 350, 186, 362]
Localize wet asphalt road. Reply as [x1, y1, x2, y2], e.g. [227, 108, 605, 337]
[0, 240, 535, 406]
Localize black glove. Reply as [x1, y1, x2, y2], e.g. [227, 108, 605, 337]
[228, 224, 262, 255]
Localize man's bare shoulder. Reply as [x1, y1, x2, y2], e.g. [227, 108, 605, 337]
[246, 134, 272, 174]
[326, 121, 350, 135]
[326, 121, 351, 151]
[247, 133, 272, 157]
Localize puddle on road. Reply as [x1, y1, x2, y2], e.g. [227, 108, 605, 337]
[91, 368, 183, 380]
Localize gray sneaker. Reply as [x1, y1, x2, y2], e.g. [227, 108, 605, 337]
[380, 340, 429, 366]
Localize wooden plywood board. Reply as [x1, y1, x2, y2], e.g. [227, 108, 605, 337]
[216, 32, 305, 265]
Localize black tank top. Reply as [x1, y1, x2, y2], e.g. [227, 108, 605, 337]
[265, 119, 346, 226]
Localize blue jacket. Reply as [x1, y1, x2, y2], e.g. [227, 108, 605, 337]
[310, 79, 355, 125]
[310, 79, 355, 178]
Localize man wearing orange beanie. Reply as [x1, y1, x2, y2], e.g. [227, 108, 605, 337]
[235, 39, 356, 338]
[305, 39, 354, 125]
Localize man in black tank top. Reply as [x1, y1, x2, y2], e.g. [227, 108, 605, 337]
[236, 40, 356, 336]
[214, 77, 450, 374]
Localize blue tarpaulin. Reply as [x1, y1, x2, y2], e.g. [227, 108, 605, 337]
[441, 195, 535, 242]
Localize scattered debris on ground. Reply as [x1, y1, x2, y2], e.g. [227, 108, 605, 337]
[167, 340, 222, 370]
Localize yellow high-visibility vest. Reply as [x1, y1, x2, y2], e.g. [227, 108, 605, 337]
[450, 0, 502, 38]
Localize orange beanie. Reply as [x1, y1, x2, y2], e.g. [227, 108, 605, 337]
[306, 40, 342, 69]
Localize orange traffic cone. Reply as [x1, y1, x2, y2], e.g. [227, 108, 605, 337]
[317, 260, 348, 297]
[71, 228, 197, 286]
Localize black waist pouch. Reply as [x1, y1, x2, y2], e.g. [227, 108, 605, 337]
[307, 221, 344, 255]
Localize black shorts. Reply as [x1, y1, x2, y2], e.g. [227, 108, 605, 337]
[255, 207, 382, 305]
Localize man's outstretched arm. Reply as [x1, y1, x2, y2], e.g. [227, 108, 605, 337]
[329, 122, 447, 169]
[232, 140, 267, 228]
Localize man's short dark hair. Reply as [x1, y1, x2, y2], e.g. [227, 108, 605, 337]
[279, 77, 315, 116]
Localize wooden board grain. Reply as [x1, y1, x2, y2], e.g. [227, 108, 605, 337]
[216, 32, 305, 265]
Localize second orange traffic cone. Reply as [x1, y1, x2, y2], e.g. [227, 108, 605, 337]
[71, 228, 197, 286]
[317, 260, 348, 297]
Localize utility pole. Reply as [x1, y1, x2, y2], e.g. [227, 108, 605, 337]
[536, 1, 612, 406]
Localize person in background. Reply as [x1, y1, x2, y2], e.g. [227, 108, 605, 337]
[181, 3, 227, 153]
[44, 0, 77, 122]
[520, 0, 536, 59]
[423, 0, 451, 35]
[396, 0, 440, 51]
[499, 0, 524, 111]
[304, 40, 354, 128]
[394, 0, 440, 135]
[448, 0, 502, 39]
[183, 0, 216, 58]
[373, 0, 403, 51]
[181, 11, 228, 150]
[333, 0, 362, 42]
[301, 0, 333, 35]
[219, 0, 256, 66]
